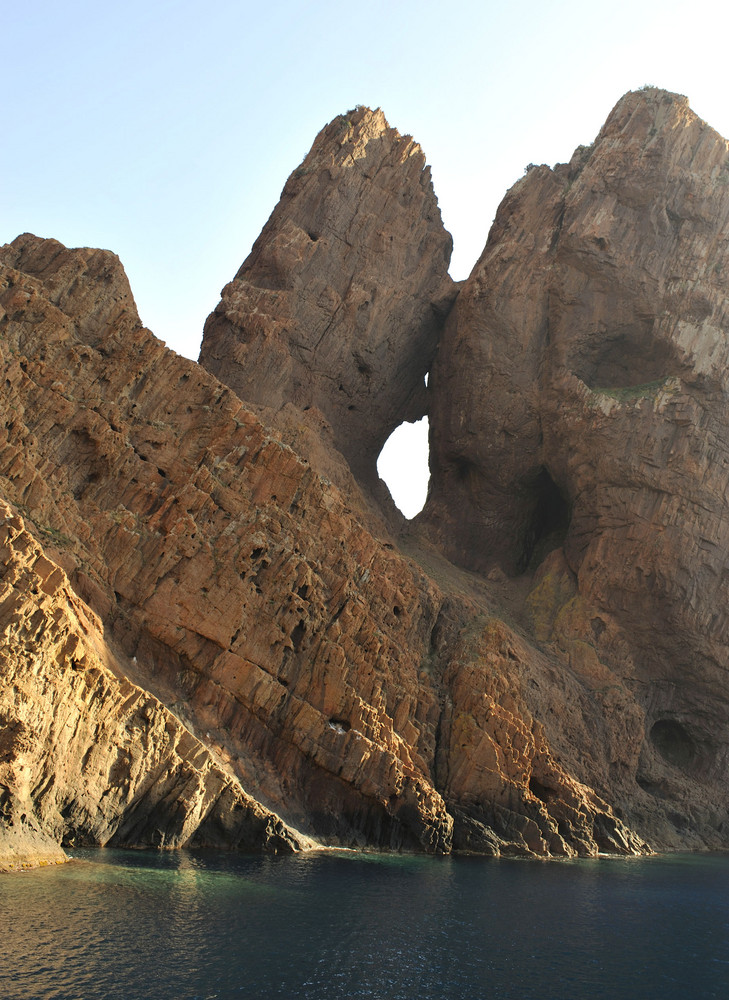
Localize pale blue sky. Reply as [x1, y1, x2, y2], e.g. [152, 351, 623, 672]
[4, 0, 728, 514]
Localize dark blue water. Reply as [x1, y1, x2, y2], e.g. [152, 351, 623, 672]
[2, 849, 728, 1000]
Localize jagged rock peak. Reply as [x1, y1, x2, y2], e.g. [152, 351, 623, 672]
[4, 88, 729, 870]
[199, 105, 455, 489]
[1, 233, 140, 340]
[424, 85, 729, 576]
[290, 105, 427, 176]
[595, 86, 702, 143]
[421, 87, 729, 849]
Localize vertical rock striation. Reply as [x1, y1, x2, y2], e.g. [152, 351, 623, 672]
[0, 500, 309, 872]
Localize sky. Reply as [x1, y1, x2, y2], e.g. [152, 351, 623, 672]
[4, 0, 729, 516]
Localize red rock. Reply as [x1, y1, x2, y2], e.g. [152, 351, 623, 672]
[6, 89, 729, 867]
[199, 106, 455, 490]
[424, 88, 729, 848]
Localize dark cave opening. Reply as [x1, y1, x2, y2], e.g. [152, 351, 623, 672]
[650, 719, 696, 770]
[529, 775, 557, 803]
[571, 326, 680, 392]
[519, 468, 571, 572]
[290, 620, 306, 652]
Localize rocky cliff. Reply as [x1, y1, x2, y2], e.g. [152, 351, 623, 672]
[199, 106, 455, 494]
[423, 87, 729, 847]
[0, 499, 308, 872]
[2, 89, 729, 869]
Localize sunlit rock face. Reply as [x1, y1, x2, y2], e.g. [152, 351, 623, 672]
[4, 91, 729, 870]
[0, 499, 309, 873]
[199, 106, 455, 491]
[0, 234, 456, 860]
[0, 230, 644, 867]
[423, 88, 729, 841]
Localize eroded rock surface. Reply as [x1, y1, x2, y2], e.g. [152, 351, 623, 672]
[0, 232, 643, 866]
[0, 235, 453, 856]
[0, 500, 309, 872]
[3, 89, 729, 869]
[199, 106, 455, 489]
[424, 87, 729, 846]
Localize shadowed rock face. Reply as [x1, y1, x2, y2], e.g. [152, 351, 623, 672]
[199, 106, 455, 489]
[3, 90, 729, 869]
[426, 88, 729, 577]
[423, 88, 729, 836]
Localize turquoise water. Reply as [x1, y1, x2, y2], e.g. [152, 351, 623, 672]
[2, 849, 728, 999]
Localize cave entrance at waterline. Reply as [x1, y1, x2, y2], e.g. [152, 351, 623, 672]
[377, 417, 430, 519]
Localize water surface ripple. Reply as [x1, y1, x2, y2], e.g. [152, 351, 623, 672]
[2, 849, 728, 999]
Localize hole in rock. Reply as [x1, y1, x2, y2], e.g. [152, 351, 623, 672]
[61, 828, 81, 848]
[591, 617, 606, 639]
[572, 326, 679, 392]
[290, 620, 306, 652]
[636, 775, 667, 798]
[454, 456, 476, 482]
[529, 776, 557, 803]
[650, 719, 696, 770]
[519, 468, 571, 572]
[377, 417, 429, 519]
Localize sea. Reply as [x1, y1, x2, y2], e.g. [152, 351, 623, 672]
[2, 847, 728, 1000]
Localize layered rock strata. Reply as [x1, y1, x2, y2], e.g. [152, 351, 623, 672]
[0, 234, 446, 855]
[0, 500, 309, 872]
[199, 106, 455, 490]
